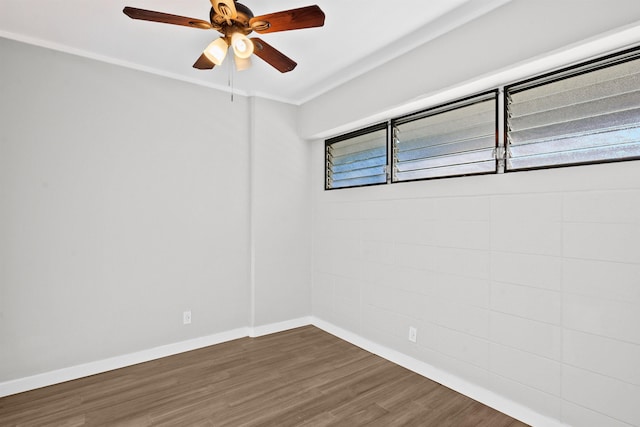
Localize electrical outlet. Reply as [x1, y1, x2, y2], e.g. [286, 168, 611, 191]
[408, 326, 417, 343]
[183, 310, 192, 325]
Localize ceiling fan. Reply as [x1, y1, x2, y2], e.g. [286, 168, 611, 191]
[123, 0, 325, 73]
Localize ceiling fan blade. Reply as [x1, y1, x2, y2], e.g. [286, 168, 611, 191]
[250, 5, 325, 34]
[251, 38, 297, 73]
[123, 7, 212, 29]
[193, 53, 216, 70]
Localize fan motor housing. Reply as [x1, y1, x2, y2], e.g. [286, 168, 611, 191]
[210, 2, 254, 35]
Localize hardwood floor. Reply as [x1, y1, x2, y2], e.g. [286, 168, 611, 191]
[0, 326, 528, 426]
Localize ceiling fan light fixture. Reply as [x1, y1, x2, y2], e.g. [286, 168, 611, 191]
[204, 38, 228, 65]
[235, 55, 252, 71]
[231, 32, 254, 59]
[123, 3, 326, 74]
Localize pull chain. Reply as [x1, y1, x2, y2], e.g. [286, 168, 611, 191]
[228, 54, 234, 102]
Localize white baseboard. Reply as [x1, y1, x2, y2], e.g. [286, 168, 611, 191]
[0, 315, 565, 427]
[0, 327, 249, 398]
[0, 317, 313, 398]
[249, 316, 313, 337]
[310, 317, 565, 427]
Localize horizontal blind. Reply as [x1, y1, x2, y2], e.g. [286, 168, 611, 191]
[392, 92, 498, 182]
[506, 52, 640, 170]
[325, 124, 387, 189]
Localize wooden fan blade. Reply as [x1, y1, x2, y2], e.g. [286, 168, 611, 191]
[250, 5, 325, 34]
[193, 53, 216, 70]
[251, 38, 297, 73]
[123, 7, 212, 29]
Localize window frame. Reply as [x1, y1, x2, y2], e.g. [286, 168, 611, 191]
[323, 45, 640, 191]
[391, 90, 500, 183]
[504, 45, 640, 173]
[324, 122, 390, 190]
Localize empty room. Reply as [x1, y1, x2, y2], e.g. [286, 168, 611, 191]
[1, 0, 640, 426]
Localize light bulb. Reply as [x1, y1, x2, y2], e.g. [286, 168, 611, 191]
[203, 38, 228, 65]
[231, 32, 254, 59]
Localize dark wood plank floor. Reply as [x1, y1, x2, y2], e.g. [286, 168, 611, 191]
[0, 326, 528, 426]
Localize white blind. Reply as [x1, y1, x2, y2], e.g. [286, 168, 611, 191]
[506, 53, 640, 170]
[392, 92, 497, 181]
[326, 125, 387, 189]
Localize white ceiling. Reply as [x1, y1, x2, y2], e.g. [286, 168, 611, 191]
[0, 0, 511, 104]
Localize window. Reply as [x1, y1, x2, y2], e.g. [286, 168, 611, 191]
[325, 124, 388, 190]
[505, 48, 640, 171]
[392, 91, 498, 181]
[324, 46, 640, 190]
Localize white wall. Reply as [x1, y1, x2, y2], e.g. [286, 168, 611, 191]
[0, 37, 252, 382]
[0, 36, 313, 388]
[311, 158, 640, 427]
[250, 97, 311, 327]
[307, 1, 640, 426]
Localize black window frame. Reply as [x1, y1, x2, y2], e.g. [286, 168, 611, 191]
[325, 122, 389, 190]
[504, 45, 640, 172]
[323, 45, 640, 191]
[391, 90, 499, 183]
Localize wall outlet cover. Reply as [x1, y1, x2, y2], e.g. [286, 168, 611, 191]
[409, 326, 417, 343]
